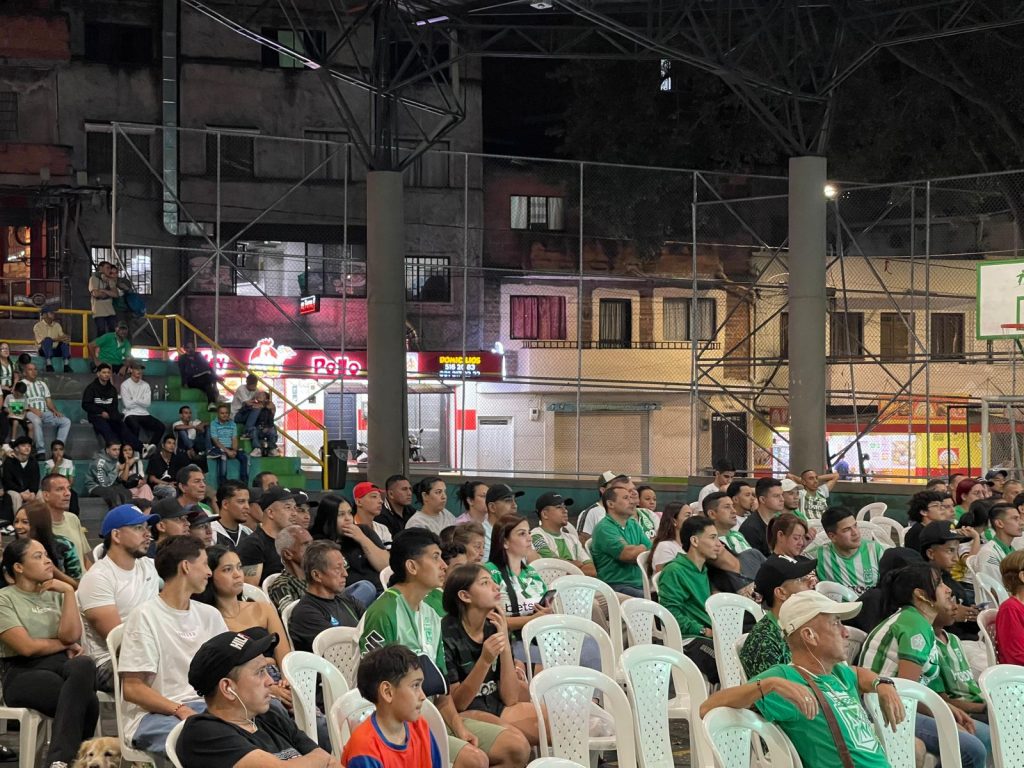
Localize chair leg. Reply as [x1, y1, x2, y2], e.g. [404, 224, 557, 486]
[19, 713, 39, 768]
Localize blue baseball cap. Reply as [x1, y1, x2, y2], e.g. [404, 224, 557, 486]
[101, 504, 160, 537]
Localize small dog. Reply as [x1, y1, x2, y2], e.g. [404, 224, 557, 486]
[72, 737, 122, 768]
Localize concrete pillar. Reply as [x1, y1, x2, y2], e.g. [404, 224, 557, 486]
[366, 171, 408, 481]
[787, 156, 828, 473]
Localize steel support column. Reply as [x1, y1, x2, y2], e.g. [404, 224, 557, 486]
[367, 171, 408, 480]
[787, 156, 828, 473]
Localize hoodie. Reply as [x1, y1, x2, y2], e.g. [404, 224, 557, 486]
[86, 451, 119, 492]
[82, 378, 120, 417]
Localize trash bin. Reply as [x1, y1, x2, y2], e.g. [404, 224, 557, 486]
[324, 439, 348, 490]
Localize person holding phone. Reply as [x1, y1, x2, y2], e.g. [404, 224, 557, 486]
[442, 563, 540, 748]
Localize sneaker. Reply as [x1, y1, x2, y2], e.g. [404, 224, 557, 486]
[250, 448, 262, 458]
[49, 762, 68, 768]
[142, 443, 156, 458]
[207, 403, 218, 412]
[271, 448, 282, 456]
[63, 363, 73, 373]
[44, 363, 54, 373]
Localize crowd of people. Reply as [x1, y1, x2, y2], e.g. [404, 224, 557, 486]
[0, 455, 1021, 768]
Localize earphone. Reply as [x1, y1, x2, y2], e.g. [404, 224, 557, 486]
[806, 629, 817, 642]
[227, 686, 238, 700]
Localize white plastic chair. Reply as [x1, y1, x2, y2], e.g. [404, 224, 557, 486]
[280, 599, 298, 649]
[328, 690, 450, 766]
[620, 644, 712, 768]
[526, 759, 588, 768]
[551, 575, 625, 662]
[313, 626, 362, 688]
[979, 664, 1024, 768]
[92, 542, 105, 562]
[0, 704, 51, 768]
[815, 580, 858, 603]
[261, 572, 281, 594]
[869, 516, 906, 547]
[845, 626, 868, 665]
[703, 706, 798, 768]
[106, 623, 158, 766]
[857, 520, 891, 547]
[636, 550, 653, 601]
[979, 608, 999, 667]
[531, 558, 584, 586]
[520, 614, 615, 682]
[621, 597, 684, 651]
[530, 666, 636, 766]
[165, 720, 185, 768]
[241, 582, 272, 604]
[864, 678, 960, 768]
[976, 572, 1010, 606]
[733, 634, 748, 683]
[379, 565, 393, 589]
[706, 593, 763, 690]
[857, 502, 888, 521]
[281, 651, 349, 757]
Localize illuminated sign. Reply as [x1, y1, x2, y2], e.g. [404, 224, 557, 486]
[299, 295, 320, 315]
[417, 351, 503, 380]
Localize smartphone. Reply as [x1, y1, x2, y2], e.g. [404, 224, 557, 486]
[539, 589, 557, 608]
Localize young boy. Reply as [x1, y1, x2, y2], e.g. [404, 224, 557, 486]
[4, 381, 30, 442]
[209, 403, 249, 485]
[343, 645, 443, 768]
[43, 439, 75, 481]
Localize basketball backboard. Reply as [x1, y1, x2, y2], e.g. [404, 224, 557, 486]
[977, 258, 1024, 339]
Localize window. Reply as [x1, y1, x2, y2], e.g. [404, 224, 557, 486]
[91, 247, 152, 294]
[206, 129, 256, 179]
[304, 131, 349, 181]
[260, 28, 326, 69]
[932, 313, 965, 359]
[598, 299, 632, 348]
[400, 140, 450, 187]
[84, 23, 153, 64]
[659, 59, 673, 92]
[233, 241, 365, 298]
[880, 312, 911, 360]
[510, 295, 567, 340]
[86, 127, 151, 177]
[406, 256, 450, 302]
[779, 311, 789, 359]
[0, 92, 16, 141]
[830, 312, 865, 357]
[663, 297, 716, 341]
[510, 195, 564, 231]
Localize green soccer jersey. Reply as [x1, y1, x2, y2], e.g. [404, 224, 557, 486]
[93, 332, 131, 365]
[591, 515, 650, 590]
[360, 587, 446, 674]
[721, 529, 752, 554]
[753, 663, 889, 768]
[484, 562, 548, 617]
[859, 605, 940, 687]
[657, 554, 712, 637]
[636, 508, 657, 540]
[932, 630, 983, 703]
[816, 540, 885, 594]
[530, 526, 590, 563]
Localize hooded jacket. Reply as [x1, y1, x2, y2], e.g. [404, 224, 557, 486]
[82, 378, 120, 417]
[86, 450, 119, 493]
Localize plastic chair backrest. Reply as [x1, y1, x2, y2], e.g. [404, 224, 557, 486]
[621, 598, 684, 651]
[815, 580, 857, 603]
[979, 608, 999, 667]
[620, 644, 711, 768]
[379, 566, 393, 589]
[420, 698, 451, 767]
[329, 690, 374, 759]
[977, 572, 1010, 606]
[636, 550, 653, 600]
[551, 575, 625, 660]
[165, 720, 185, 768]
[92, 542, 105, 562]
[703, 706, 797, 768]
[857, 502, 888, 521]
[261, 572, 281, 594]
[532, 558, 584, 586]
[280, 599, 298, 649]
[845, 626, 867, 665]
[241, 582, 272, 604]
[520, 614, 615, 682]
[864, 677, 960, 768]
[281, 651, 350, 749]
[979, 664, 1024, 768]
[106, 623, 158, 765]
[706, 593, 763, 690]
[734, 634, 748, 683]
[857, 521, 891, 547]
[530, 666, 636, 767]
[525, 759, 588, 768]
[312, 626, 362, 688]
[869, 516, 906, 547]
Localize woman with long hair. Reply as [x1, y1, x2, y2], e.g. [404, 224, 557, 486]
[767, 512, 810, 560]
[13, 499, 82, 585]
[405, 477, 459, 534]
[442, 563, 540, 746]
[117, 443, 154, 501]
[860, 564, 989, 767]
[309, 494, 389, 594]
[648, 501, 691, 577]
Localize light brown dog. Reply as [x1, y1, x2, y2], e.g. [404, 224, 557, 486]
[72, 737, 122, 768]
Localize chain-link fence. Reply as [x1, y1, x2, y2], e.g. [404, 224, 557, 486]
[104, 123, 1024, 481]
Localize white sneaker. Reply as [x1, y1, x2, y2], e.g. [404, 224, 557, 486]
[142, 443, 156, 458]
[250, 448, 261, 457]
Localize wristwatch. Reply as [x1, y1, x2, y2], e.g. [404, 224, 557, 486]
[873, 676, 895, 689]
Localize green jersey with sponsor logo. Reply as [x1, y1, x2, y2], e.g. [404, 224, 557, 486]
[859, 605, 940, 688]
[932, 630, 983, 703]
[360, 588, 446, 674]
[815, 540, 885, 594]
[721, 529, 752, 554]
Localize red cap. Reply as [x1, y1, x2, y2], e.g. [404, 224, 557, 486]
[353, 481, 383, 500]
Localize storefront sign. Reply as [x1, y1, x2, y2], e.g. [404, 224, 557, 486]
[299, 295, 321, 315]
[417, 351, 504, 380]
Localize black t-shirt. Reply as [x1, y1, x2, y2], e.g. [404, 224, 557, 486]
[739, 513, 770, 557]
[904, 523, 923, 552]
[377, 502, 414, 537]
[288, 592, 364, 653]
[237, 527, 283, 580]
[441, 614, 503, 716]
[178, 707, 318, 767]
[339, 525, 387, 593]
[146, 451, 187, 488]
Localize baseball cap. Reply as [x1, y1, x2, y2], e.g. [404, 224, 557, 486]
[353, 482, 383, 500]
[153, 497, 193, 521]
[486, 484, 524, 505]
[535, 492, 574, 513]
[918, 521, 971, 553]
[11, 436, 33, 449]
[260, 486, 301, 508]
[753, 555, 818, 601]
[188, 503, 221, 528]
[189, 629, 279, 697]
[599, 471, 618, 486]
[780, 478, 800, 493]
[127, 360, 145, 370]
[115, 321, 129, 331]
[778, 590, 862, 636]
[986, 469, 1009, 481]
[100, 504, 160, 537]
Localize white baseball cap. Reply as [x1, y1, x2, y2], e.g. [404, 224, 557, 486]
[780, 478, 800, 492]
[778, 590, 862, 636]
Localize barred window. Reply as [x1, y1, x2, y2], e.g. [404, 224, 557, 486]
[205, 128, 257, 179]
[0, 92, 17, 141]
[406, 256, 450, 302]
[91, 247, 152, 294]
[510, 195, 564, 231]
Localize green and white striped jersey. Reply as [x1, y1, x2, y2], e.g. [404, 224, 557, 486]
[721, 529, 752, 554]
[859, 605, 940, 688]
[815, 540, 885, 594]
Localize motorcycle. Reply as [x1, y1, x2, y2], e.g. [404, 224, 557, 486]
[409, 428, 426, 462]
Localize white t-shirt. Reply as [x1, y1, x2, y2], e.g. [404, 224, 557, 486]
[120, 379, 152, 417]
[371, 521, 392, 547]
[697, 482, 723, 503]
[651, 540, 683, 570]
[580, 503, 606, 536]
[76, 555, 159, 665]
[119, 597, 228, 741]
[405, 509, 459, 535]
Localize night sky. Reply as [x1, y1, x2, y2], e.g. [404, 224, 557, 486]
[482, 59, 563, 158]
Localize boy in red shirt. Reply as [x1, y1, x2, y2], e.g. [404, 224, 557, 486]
[343, 645, 443, 768]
